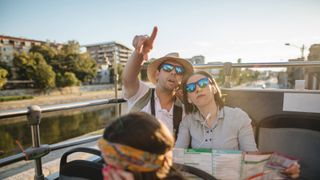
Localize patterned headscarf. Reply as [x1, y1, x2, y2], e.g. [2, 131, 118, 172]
[98, 138, 170, 172]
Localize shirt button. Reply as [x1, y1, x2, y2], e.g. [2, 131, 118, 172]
[210, 130, 213, 132]
[205, 139, 208, 142]
[207, 131, 209, 133]
[209, 138, 212, 141]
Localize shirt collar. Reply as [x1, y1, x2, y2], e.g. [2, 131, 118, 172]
[193, 107, 224, 122]
[154, 90, 174, 113]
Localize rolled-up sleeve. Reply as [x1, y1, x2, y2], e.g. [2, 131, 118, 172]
[236, 108, 258, 152]
[175, 116, 191, 148]
[122, 81, 149, 109]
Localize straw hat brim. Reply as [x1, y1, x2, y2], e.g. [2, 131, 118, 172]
[147, 56, 194, 84]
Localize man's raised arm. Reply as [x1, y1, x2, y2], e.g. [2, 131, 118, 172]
[122, 26, 158, 99]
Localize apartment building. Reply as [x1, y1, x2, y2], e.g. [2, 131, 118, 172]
[0, 35, 47, 65]
[84, 41, 132, 83]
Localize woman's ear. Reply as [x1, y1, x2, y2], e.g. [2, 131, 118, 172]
[187, 97, 192, 104]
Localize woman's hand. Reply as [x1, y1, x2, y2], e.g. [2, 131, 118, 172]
[282, 162, 300, 179]
[132, 26, 158, 60]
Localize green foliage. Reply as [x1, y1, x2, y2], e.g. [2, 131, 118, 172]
[13, 52, 32, 80]
[61, 40, 80, 54]
[56, 72, 80, 87]
[0, 61, 12, 79]
[31, 55, 56, 90]
[50, 42, 97, 83]
[13, 52, 56, 90]
[29, 43, 58, 64]
[72, 53, 96, 82]
[0, 68, 8, 89]
[12, 40, 97, 89]
[0, 95, 33, 102]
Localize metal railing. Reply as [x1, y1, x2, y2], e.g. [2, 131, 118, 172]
[0, 98, 126, 180]
[193, 61, 320, 69]
[193, 61, 320, 88]
[0, 98, 126, 119]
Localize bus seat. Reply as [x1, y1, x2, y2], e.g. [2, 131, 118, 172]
[256, 115, 320, 180]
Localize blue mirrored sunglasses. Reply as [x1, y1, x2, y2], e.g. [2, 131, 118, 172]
[161, 63, 185, 75]
[185, 77, 210, 93]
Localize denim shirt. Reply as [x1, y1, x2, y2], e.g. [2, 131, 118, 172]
[175, 106, 258, 152]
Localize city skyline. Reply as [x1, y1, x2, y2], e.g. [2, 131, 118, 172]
[1, 0, 320, 63]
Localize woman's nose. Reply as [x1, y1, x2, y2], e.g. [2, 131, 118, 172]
[195, 85, 202, 93]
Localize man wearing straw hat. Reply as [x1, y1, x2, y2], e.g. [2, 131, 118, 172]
[122, 26, 193, 138]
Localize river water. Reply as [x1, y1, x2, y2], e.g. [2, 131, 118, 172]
[0, 104, 116, 159]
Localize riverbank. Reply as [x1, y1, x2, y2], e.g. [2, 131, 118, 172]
[0, 87, 121, 111]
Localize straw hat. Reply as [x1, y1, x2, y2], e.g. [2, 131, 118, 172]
[147, 52, 194, 84]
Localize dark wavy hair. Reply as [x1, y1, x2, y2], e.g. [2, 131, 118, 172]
[103, 112, 185, 180]
[182, 71, 224, 114]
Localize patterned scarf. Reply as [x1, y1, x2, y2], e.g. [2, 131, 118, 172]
[98, 138, 169, 172]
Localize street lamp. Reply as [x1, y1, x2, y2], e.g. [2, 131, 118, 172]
[285, 43, 306, 60]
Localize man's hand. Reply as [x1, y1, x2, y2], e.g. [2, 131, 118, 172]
[132, 26, 158, 60]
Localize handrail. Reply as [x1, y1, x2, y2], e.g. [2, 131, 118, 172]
[193, 61, 320, 69]
[141, 60, 320, 69]
[0, 135, 101, 167]
[0, 98, 125, 168]
[0, 98, 126, 119]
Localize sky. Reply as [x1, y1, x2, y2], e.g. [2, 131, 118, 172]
[1, 0, 320, 63]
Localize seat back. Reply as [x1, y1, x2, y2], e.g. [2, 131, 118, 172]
[256, 115, 320, 180]
[59, 147, 103, 180]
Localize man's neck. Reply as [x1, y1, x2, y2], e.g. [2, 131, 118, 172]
[155, 86, 175, 112]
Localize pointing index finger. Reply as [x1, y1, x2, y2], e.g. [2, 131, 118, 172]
[149, 26, 158, 42]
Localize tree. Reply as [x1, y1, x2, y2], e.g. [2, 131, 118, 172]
[13, 52, 56, 90]
[0, 68, 8, 89]
[73, 53, 97, 83]
[61, 40, 80, 54]
[13, 40, 97, 88]
[51, 41, 97, 84]
[56, 72, 80, 87]
[0, 61, 12, 80]
[29, 43, 58, 64]
[32, 62, 56, 90]
[28, 53, 56, 90]
[13, 52, 35, 80]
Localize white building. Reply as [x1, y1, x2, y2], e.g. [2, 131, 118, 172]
[84, 41, 132, 83]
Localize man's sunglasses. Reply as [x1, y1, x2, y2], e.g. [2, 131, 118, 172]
[161, 63, 185, 75]
[185, 77, 210, 93]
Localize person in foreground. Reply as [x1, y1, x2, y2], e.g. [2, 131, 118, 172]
[174, 70, 300, 179]
[98, 112, 185, 180]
